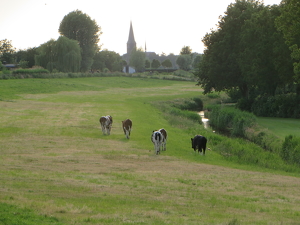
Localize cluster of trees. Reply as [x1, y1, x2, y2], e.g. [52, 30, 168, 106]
[194, 0, 300, 117]
[1, 9, 203, 73]
[0, 10, 123, 73]
[128, 46, 202, 72]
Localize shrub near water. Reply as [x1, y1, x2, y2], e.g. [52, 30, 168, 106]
[281, 135, 300, 166]
[156, 97, 300, 172]
[208, 105, 256, 137]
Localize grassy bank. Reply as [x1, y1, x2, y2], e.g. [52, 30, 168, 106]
[1, 77, 300, 224]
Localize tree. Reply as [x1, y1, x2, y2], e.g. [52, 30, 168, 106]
[151, 59, 161, 69]
[239, 5, 293, 96]
[276, 0, 300, 87]
[35, 37, 81, 72]
[195, 0, 295, 105]
[0, 39, 16, 64]
[59, 10, 102, 72]
[195, 1, 264, 97]
[180, 46, 192, 55]
[35, 39, 56, 71]
[161, 59, 173, 68]
[54, 36, 82, 72]
[92, 50, 123, 72]
[129, 48, 145, 72]
[15, 47, 37, 68]
[192, 54, 202, 69]
[176, 54, 192, 71]
[145, 59, 151, 69]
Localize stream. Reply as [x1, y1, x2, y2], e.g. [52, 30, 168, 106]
[198, 111, 209, 129]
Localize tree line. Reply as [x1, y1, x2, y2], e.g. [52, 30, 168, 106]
[0, 10, 200, 74]
[194, 0, 300, 118]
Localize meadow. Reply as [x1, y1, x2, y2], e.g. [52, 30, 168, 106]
[1, 77, 300, 225]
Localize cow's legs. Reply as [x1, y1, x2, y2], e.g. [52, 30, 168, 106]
[125, 128, 130, 139]
[155, 143, 160, 155]
[107, 125, 111, 135]
[101, 125, 106, 134]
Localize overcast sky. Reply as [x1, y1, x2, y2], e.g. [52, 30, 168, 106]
[0, 0, 282, 55]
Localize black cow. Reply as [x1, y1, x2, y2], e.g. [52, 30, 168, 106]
[191, 135, 207, 155]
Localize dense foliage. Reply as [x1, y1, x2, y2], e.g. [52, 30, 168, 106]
[59, 10, 102, 72]
[194, 0, 299, 118]
[282, 135, 300, 166]
[129, 48, 146, 72]
[0, 39, 16, 64]
[207, 105, 257, 137]
[91, 50, 123, 72]
[276, 0, 300, 82]
[35, 36, 81, 72]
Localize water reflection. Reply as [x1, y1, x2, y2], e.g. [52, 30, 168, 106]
[198, 111, 209, 129]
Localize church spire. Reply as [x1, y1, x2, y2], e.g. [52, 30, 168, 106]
[127, 21, 136, 56]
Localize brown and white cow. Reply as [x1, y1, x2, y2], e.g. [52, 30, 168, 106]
[99, 115, 113, 135]
[122, 119, 132, 139]
[159, 128, 167, 151]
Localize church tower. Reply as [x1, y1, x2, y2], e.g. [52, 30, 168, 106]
[127, 21, 136, 60]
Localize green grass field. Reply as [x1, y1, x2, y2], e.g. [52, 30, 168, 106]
[257, 117, 300, 139]
[1, 77, 300, 225]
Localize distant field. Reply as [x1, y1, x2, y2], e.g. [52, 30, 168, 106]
[257, 117, 300, 139]
[1, 77, 300, 225]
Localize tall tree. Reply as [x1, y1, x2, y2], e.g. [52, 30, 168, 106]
[180, 46, 192, 55]
[276, 0, 300, 91]
[151, 59, 161, 69]
[176, 54, 192, 71]
[195, 1, 264, 97]
[239, 4, 293, 96]
[54, 36, 82, 72]
[59, 10, 102, 72]
[35, 37, 81, 72]
[35, 39, 56, 71]
[0, 39, 16, 64]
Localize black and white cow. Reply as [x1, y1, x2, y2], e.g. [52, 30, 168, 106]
[99, 115, 113, 135]
[151, 130, 163, 155]
[191, 135, 207, 155]
[122, 119, 132, 139]
[159, 128, 167, 151]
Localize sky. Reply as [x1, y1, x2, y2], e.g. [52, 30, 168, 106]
[0, 0, 282, 56]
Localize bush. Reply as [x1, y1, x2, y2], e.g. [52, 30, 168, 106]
[236, 97, 254, 112]
[281, 135, 300, 166]
[209, 105, 256, 137]
[170, 107, 201, 123]
[171, 97, 203, 112]
[244, 125, 282, 153]
[251, 94, 300, 118]
[12, 68, 50, 75]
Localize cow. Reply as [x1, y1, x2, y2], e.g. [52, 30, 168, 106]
[99, 115, 113, 135]
[159, 128, 167, 151]
[151, 130, 163, 155]
[122, 119, 132, 139]
[191, 135, 207, 155]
